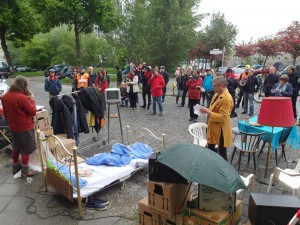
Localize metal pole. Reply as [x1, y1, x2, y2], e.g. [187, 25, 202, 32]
[107, 103, 110, 144]
[222, 46, 225, 67]
[264, 127, 274, 178]
[117, 103, 123, 143]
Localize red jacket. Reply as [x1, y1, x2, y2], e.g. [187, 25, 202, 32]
[148, 74, 165, 97]
[2, 91, 37, 132]
[94, 76, 108, 93]
[186, 77, 203, 99]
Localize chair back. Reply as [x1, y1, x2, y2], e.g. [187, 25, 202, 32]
[279, 127, 293, 145]
[239, 131, 265, 152]
[188, 123, 207, 146]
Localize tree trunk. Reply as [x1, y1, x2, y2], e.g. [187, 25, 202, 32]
[0, 29, 14, 72]
[74, 24, 81, 67]
[263, 55, 268, 68]
[293, 56, 296, 65]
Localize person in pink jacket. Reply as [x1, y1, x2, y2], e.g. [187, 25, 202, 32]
[186, 69, 203, 122]
[148, 68, 165, 116]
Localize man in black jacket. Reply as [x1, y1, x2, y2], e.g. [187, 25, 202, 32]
[160, 66, 169, 103]
[263, 66, 279, 97]
[287, 66, 300, 120]
[241, 69, 258, 116]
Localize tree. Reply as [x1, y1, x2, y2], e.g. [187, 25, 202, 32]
[144, 0, 201, 69]
[235, 43, 256, 65]
[278, 21, 300, 65]
[203, 12, 238, 53]
[31, 0, 120, 66]
[255, 37, 281, 67]
[0, 0, 39, 70]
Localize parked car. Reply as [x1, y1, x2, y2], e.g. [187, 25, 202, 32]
[15, 65, 37, 72]
[232, 68, 245, 81]
[0, 61, 10, 79]
[0, 78, 9, 99]
[57, 66, 72, 79]
[278, 65, 289, 75]
[217, 67, 228, 76]
[253, 66, 269, 75]
[44, 64, 65, 77]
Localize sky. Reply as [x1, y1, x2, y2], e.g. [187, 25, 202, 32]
[196, 0, 300, 43]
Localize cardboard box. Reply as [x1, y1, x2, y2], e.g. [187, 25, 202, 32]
[41, 127, 54, 137]
[176, 212, 185, 225]
[160, 215, 176, 225]
[34, 110, 50, 130]
[138, 196, 160, 225]
[198, 184, 236, 213]
[182, 199, 242, 225]
[148, 181, 190, 219]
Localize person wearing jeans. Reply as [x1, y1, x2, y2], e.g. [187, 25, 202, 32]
[241, 69, 258, 116]
[148, 68, 165, 116]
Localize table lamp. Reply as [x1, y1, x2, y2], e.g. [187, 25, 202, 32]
[258, 97, 294, 178]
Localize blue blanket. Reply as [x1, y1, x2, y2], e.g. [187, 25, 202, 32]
[86, 142, 153, 166]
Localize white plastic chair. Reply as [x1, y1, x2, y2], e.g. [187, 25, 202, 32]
[267, 157, 300, 196]
[188, 123, 207, 147]
[236, 174, 255, 199]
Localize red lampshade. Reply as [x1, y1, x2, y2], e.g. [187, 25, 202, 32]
[258, 97, 294, 127]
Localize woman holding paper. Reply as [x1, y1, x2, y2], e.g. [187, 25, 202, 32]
[200, 76, 233, 161]
[186, 69, 203, 122]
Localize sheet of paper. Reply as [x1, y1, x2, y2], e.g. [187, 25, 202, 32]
[194, 104, 206, 116]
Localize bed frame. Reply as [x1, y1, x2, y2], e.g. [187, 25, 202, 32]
[36, 126, 165, 219]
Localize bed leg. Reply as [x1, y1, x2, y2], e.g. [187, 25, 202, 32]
[73, 146, 83, 219]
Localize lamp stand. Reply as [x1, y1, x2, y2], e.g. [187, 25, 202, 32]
[264, 126, 274, 178]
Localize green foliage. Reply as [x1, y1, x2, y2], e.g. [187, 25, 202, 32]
[30, 0, 121, 65]
[203, 12, 238, 50]
[12, 71, 42, 78]
[118, 0, 201, 69]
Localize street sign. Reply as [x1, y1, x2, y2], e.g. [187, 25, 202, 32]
[210, 50, 222, 55]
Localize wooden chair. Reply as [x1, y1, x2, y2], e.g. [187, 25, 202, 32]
[258, 127, 293, 165]
[230, 131, 265, 172]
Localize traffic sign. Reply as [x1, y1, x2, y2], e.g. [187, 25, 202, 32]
[210, 50, 222, 55]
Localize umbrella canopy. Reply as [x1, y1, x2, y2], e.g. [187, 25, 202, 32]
[157, 143, 247, 194]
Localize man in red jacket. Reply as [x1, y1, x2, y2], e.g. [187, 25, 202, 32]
[2, 76, 38, 178]
[148, 68, 165, 116]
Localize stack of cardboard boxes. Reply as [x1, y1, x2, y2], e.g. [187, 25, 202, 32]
[137, 153, 242, 225]
[34, 110, 76, 152]
[138, 180, 190, 225]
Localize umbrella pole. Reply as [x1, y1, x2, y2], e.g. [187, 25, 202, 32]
[176, 182, 192, 213]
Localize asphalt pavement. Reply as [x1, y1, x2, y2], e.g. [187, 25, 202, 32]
[0, 76, 299, 224]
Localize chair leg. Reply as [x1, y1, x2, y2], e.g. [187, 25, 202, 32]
[247, 152, 250, 164]
[267, 174, 274, 193]
[230, 147, 236, 163]
[258, 141, 266, 158]
[275, 149, 278, 166]
[253, 153, 256, 171]
[238, 151, 242, 172]
[281, 144, 286, 161]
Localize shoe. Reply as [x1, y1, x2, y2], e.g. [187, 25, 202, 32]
[150, 112, 156, 115]
[21, 170, 38, 179]
[193, 118, 197, 122]
[88, 197, 109, 206]
[230, 112, 238, 118]
[249, 113, 253, 116]
[140, 105, 146, 109]
[85, 201, 107, 210]
[178, 105, 184, 107]
[236, 106, 239, 108]
[147, 105, 150, 110]
[189, 118, 193, 121]
[159, 112, 164, 116]
[241, 111, 247, 114]
[12, 163, 21, 175]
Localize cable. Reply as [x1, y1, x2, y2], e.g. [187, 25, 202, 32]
[24, 185, 134, 221]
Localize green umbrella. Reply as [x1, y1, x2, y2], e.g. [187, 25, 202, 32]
[157, 143, 247, 194]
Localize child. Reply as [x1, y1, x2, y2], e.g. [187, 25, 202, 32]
[119, 82, 128, 107]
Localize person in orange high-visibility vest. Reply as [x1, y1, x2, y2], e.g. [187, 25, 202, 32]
[75, 68, 91, 90]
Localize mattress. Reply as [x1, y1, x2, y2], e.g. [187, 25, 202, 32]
[73, 158, 148, 198]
